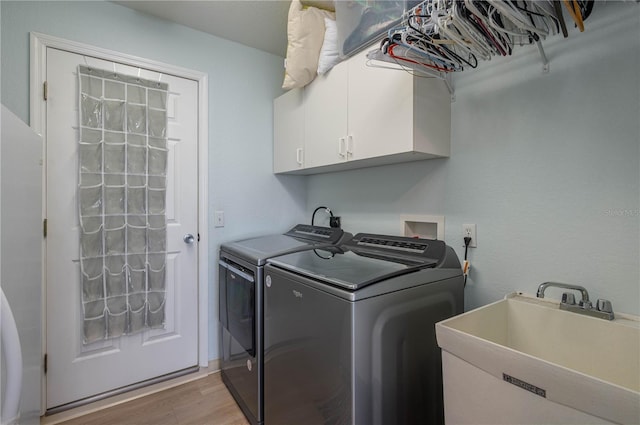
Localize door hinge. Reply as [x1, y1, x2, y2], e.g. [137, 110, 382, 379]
[44, 353, 48, 374]
[43, 81, 48, 101]
[43, 218, 48, 238]
[197, 233, 200, 242]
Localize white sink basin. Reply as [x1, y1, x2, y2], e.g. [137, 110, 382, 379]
[436, 293, 640, 424]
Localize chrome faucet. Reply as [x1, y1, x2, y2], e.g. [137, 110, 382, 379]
[537, 282, 590, 303]
[536, 282, 614, 320]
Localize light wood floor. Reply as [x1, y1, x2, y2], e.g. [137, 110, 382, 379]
[56, 372, 249, 425]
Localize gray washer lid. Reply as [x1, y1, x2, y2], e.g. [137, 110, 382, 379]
[267, 249, 437, 290]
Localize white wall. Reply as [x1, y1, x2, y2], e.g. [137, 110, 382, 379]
[0, 1, 307, 361]
[306, 2, 640, 315]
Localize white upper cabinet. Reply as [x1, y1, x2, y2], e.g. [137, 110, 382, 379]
[273, 88, 304, 173]
[273, 48, 451, 175]
[304, 60, 349, 168]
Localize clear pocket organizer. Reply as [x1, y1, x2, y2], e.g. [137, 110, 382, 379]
[148, 137, 167, 150]
[128, 267, 146, 293]
[79, 65, 169, 342]
[127, 104, 147, 134]
[148, 177, 166, 192]
[104, 185, 125, 215]
[80, 172, 102, 187]
[104, 100, 125, 132]
[148, 146, 168, 176]
[127, 224, 147, 254]
[80, 128, 102, 144]
[80, 222, 103, 258]
[79, 184, 103, 217]
[148, 109, 167, 138]
[106, 269, 127, 297]
[128, 293, 147, 333]
[105, 216, 126, 255]
[148, 226, 166, 253]
[148, 89, 167, 110]
[148, 253, 166, 291]
[105, 80, 125, 100]
[127, 144, 147, 175]
[127, 84, 146, 104]
[127, 254, 147, 294]
[147, 292, 166, 328]
[80, 94, 102, 128]
[79, 142, 102, 173]
[81, 257, 104, 280]
[148, 188, 166, 214]
[83, 299, 106, 343]
[127, 186, 146, 215]
[106, 296, 128, 337]
[81, 75, 103, 98]
[104, 143, 125, 174]
[84, 315, 106, 344]
[82, 273, 104, 302]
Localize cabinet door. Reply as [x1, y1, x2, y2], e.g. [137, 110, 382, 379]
[274, 88, 304, 173]
[304, 61, 349, 168]
[347, 49, 414, 161]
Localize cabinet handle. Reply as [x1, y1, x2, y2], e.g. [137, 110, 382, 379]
[338, 137, 346, 157]
[347, 135, 354, 157]
[296, 148, 303, 166]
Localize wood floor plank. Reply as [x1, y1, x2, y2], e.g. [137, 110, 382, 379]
[57, 373, 249, 425]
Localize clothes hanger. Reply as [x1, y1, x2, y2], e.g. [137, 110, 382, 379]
[553, 0, 569, 37]
[464, 0, 511, 56]
[563, 0, 584, 32]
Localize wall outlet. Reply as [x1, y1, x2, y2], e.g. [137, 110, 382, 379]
[462, 223, 477, 248]
[329, 216, 341, 228]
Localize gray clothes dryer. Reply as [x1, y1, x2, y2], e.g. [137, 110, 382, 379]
[263, 233, 464, 425]
[218, 224, 351, 425]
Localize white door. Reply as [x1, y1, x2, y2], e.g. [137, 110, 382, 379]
[45, 47, 199, 409]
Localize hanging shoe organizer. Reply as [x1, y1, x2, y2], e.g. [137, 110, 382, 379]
[78, 65, 169, 344]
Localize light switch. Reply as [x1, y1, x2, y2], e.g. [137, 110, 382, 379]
[214, 210, 225, 228]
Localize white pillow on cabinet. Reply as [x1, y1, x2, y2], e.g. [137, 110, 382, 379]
[317, 17, 341, 75]
[282, 0, 335, 89]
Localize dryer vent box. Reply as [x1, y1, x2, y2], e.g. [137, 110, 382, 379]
[401, 215, 445, 240]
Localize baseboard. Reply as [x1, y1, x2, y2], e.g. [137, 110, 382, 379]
[41, 361, 220, 425]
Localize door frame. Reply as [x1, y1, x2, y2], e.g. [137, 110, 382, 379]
[29, 32, 209, 411]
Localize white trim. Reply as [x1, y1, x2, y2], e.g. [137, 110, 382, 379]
[29, 32, 210, 413]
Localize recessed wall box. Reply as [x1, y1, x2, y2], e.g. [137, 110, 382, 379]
[401, 215, 445, 240]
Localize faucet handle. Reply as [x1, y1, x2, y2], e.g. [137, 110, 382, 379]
[596, 299, 613, 314]
[579, 299, 593, 309]
[561, 292, 576, 305]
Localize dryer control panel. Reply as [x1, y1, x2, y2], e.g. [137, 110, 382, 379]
[285, 224, 345, 244]
[346, 233, 446, 265]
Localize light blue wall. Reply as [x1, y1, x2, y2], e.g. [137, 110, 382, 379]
[0, 1, 307, 361]
[3, 0, 638, 369]
[306, 2, 640, 315]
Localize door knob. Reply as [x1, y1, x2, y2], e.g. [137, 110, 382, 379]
[183, 234, 195, 244]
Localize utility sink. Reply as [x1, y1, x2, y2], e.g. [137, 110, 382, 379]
[436, 293, 640, 424]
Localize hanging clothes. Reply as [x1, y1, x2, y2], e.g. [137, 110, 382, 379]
[366, 0, 594, 78]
